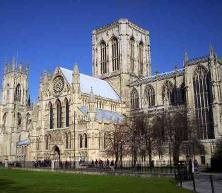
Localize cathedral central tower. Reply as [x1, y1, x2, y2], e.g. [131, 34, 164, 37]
[92, 19, 151, 102]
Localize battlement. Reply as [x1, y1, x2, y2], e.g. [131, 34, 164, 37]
[4, 59, 28, 75]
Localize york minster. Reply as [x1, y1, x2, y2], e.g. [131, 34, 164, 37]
[0, 19, 221, 166]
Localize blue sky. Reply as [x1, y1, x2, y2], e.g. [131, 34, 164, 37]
[0, 0, 221, 101]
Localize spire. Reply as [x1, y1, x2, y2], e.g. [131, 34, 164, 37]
[183, 51, 189, 66]
[209, 45, 215, 59]
[89, 87, 95, 102]
[73, 63, 79, 74]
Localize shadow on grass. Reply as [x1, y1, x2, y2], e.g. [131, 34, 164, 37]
[0, 178, 27, 193]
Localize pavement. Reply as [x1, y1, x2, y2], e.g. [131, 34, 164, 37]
[181, 173, 222, 193]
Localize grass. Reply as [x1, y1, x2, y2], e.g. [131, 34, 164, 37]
[0, 168, 192, 193]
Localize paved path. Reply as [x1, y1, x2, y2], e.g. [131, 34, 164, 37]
[181, 173, 222, 193]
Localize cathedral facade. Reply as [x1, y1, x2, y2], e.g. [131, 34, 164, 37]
[0, 19, 221, 165]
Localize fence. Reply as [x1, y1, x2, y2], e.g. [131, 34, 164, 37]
[175, 171, 222, 193]
[5, 160, 177, 176]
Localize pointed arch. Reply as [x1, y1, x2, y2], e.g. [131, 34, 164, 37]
[111, 36, 119, 71]
[131, 88, 139, 109]
[49, 102, 53, 129]
[26, 113, 31, 128]
[64, 98, 69, 127]
[36, 137, 40, 150]
[65, 133, 69, 149]
[193, 65, 214, 139]
[100, 40, 107, 74]
[56, 99, 62, 128]
[45, 134, 51, 150]
[144, 84, 155, 107]
[17, 112, 22, 126]
[83, 133, 87, 148]
[2, 112, 7, 130]
[130, 36, 135, 72]
[139, 41, 144, 75]
[15, 83, 21, 101]
[79, 134, 83, 148]
[162, 80, 174, 105]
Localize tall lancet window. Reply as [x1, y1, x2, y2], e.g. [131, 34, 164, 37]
[65, 98, 69, 127]
[145, 85, 155, 107]
[56, 99, 62, 128]
[139, 41, 144, 75]
[130, 37, 135, 73]
[15, 84, 21, 102]
[193, 66, 214, 139]
[112, 37, 119, 71]
[100, 41, 107, 74]
[49, 102, 53, 129]
[162, 81, 174, 105]
[131, 88, 139, 109]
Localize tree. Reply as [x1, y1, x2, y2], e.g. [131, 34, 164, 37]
[104, 122, 130, 167]
[163, 108, 188, 165]
[211, 139, 222, 171]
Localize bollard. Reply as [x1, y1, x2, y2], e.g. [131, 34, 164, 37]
[209, 175, 215, 193]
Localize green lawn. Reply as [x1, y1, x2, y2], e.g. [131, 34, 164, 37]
[0, 168, 191, 193]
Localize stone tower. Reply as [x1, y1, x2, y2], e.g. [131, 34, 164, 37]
[92, 18, 151, 103]
[0, 59, 29, 161]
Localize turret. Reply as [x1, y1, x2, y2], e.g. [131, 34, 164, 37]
[88, 87, 96, 121]
[72, 64, 80, 94]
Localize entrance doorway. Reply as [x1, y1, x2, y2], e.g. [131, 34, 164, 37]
[52, 145, 60, 161]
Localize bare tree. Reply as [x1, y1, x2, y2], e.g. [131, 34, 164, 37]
[104, 122, 130, 167]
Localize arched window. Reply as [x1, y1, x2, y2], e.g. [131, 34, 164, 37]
[112, 37, 119, 71]
[36, 138, 40, 150]
[49, 102, 53, 129]
[130, 37, 135, 72]
[193, 66, 214, 139]
[100, 41, 107, 74]
[6, 84, 10, 102]
[26, 113, 31, 127]
[56, 99, 62, 128]
[162, 81, 174, 105]
[68, 132, 71, 149]
[65, 133, 69, 149]
[83, 133, 87, 148]
[45, 134, 51, 150]
[17, 113, 22, 126]
[79, 134, 83, 148]
[15, 84, 21, 101]
[180, 82, 186, 104]
[145, 85, 155, 107]
[139, 41, 144, 75]
[2, 113, 7, 130]
[131, 88, 139, 109]
[65, 132, 71, 149]
[65, 98, 69, 127]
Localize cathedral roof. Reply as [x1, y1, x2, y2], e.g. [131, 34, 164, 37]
[79, 106, 124, 123]
[60, 67, 120, 101]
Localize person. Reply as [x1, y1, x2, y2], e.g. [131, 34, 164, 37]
[194, 159, 199, 173]
[188, 158, 193, 180]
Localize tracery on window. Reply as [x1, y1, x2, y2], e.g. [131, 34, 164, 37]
[131, 88, 139, 109]
[15, 84, 21, 102]
[130, 37, 135, 72]
[112, 37, 119, 71]
[193, 66, 214, 139]
[100, 41, 107, 74]
[144, 84, 155, 107]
